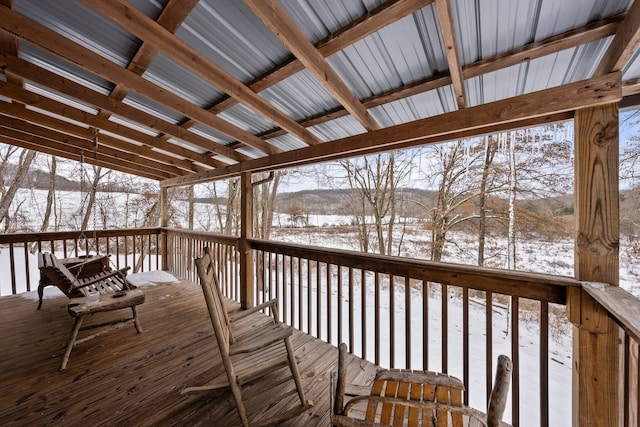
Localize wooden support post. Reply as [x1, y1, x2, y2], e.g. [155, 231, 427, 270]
[240, 172, 254, 309]
[160, 187, 169, 271]
[569, 103, 621, 427]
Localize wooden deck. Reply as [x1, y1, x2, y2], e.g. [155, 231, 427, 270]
[0, 279, 379, 426]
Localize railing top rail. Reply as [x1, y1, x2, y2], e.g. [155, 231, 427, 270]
[0, 228, 162, 244]
[163, 228, 240, 245]
[582, 282, 640, 343]
[248, 238, 579, 304]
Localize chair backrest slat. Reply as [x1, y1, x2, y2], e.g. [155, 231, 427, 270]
[195, 248, 231, 355]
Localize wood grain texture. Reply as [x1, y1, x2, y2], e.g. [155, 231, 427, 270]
[572, 103, 620, 427]
[0, 281, 366, 426]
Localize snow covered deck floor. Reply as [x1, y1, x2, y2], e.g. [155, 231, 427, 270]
[0, 279, 379, 426]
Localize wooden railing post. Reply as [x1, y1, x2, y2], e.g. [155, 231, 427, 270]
[568, 102, 621, 427]
[160, 187, 169, 271]
[240, 172, 254, 309]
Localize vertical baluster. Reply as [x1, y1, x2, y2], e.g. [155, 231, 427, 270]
[405, 275, 411, 369]
[463, 287, 469, 405]
[423, 277, 429, 371]
[290, 255, 294, 327]
[486, 291, 493, 402]
[282, 254, 288, 324]
[540, 301, 549, 427]
[349, 267, 354, 354]
[73, 238, 78, 257]
[375, 272, 380, 366]
[115, 236, 120, 270]
[390, 274, 395, 368]
[337, 265, 342, 346]
[361, 269, 366, 360]
[63, 240, 68, 257]
[298, 257, 303, 331]
[442, 283, 448, 373]
[307, 258, 312, 335]
[9, 243, 16, 295]
[511, 296, 520, 426]
[317, 261, 321, 339]
[133, 234, 137, 272]
[327, 263, 332, 344]
[624, 333, 630, 427]
[24, 244, 31, 292]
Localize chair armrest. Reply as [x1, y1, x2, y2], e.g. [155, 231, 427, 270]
[75, 267, 130, 288]
[229, 298, 279, 322]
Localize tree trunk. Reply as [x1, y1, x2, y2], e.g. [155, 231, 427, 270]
[507, 132, 517, 270]
[0, 149, 36, 228]
[30, 156, 57, 253]
[80, 165, 102, 232]
[477, 136, 497, 266]
[187, 185, 194, 230]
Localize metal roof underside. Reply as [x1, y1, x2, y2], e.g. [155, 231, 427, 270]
[0, 0, 638, 184]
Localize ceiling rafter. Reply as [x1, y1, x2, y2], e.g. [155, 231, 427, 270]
[0, 101, 202, 174]
[0, 115, 184, 176]
[162, 72, 621, 187]
[244, 0, 381, 132]
[83, 0, 323, 147]
[0, 5, 278, 156]
[0, 80, 223, 171]
[0, 124, 173, 180]
[434, 0, 466, 109]
[0, 54, 243, 165]
[260, 15, 623, 141]
[96, 0, 199, 120]
[211, 0, 433, 115]
[594, 0, 640, 75]
[0, 132, 167, 180]
[252, 14, 634, 144]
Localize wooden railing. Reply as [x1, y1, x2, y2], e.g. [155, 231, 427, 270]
[248, 238, 581, 427]
[164, 228, 240, 300]
[0, 228, 162, 296]
[583, 282, 640, 427]
[5, 227, 638, 425]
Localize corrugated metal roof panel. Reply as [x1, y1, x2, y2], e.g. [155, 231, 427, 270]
[623, 48, 640, 80]
[121, 93, 184, 124]
[235, 145, 267, 159]
[278, 0, 384, 44]
[24, 82, 98, 115]
[466, 39, 612, 107]
[128, 0, 168, 20]
[189, 124, 234, 146]
[267, 134, 309, 152]
[309, 115, 366, 141]
[260, 70, 339, 121]
[176, 0, 290, 83]
[14, 0, 141, 67]
[369, 86, 457, 126]
[219, 103, 275, 135]
[143, 53, 224, 109]
[19, 41, 114, 96]
[452, 0, 631, 65]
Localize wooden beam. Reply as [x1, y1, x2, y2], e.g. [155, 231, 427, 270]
[0, 5, 278, 155]
[0, 128, 170, 180]
[239, 171, 254, 309]
[99, 0, 199, 113]
[83, 0, 322, 147]
[435, 0, 466, 108]
[594, 0, 640, 75]
[0, 101, 203, 174]
[623, 77, 640, 97]
[465, 14, 623, 79]
[162, 72, 620, 187]
[0, 80, 224, 169]
[244, 0, 381, 131]
[0, 115, 183, 177]
[569, 103, 620, 426]
[260, 15, 622, 142]
[0, 55, 242, 164]
[211, 0, 432, 115]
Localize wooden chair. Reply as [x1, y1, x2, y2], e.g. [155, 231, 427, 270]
[182, 247, 313, 427]
[332, 343, 512, 427]
[37, 253, 111, 309]
[37, 252, 145, 370]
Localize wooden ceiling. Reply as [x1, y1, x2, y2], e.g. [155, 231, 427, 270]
[0, 0, 639, 187]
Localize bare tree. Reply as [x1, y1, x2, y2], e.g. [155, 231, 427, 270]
[0, 148, 36, 230]
[340, 151, 413, 255]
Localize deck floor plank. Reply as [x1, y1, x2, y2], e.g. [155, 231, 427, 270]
[0, 280, 378, 426]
